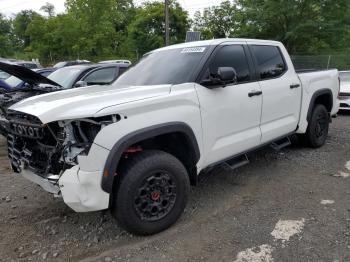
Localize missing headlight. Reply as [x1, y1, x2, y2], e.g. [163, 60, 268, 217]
[60, 114, 121, 165]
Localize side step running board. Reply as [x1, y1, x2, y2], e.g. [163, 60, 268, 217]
[270, 137, 291, 151]
[224, 154, 250, 170]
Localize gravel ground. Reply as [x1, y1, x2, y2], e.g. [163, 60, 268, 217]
[0, 113, 349, 262]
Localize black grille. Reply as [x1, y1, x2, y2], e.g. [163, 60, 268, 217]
[6, 113, 64, 176]
[7, 111, 42, 124]
[7, 133, 63, 176]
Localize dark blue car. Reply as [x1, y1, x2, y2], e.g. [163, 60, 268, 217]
[0, 68, 56, 91]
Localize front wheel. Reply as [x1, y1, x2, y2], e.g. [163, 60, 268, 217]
[111, 150, 190, 235]
[304, 104, 330, 148]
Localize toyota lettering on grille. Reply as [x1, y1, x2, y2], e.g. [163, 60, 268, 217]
[10, 122, 43, 139]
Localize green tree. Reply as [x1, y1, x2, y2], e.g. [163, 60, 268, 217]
[64, 0, 134, 60]
[236, 0, 350, 54]
[13, 10, 42, 49]
[193, 1, 237, 39]
[40, 2, 56, 17]
[128, 1, 190, 56]
[0, 14, 13, 57]
[26, 14, 80, 63]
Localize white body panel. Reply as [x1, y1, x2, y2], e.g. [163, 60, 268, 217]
[195, 82, 262, 166]
[339, 72, 350, 110]
[296, 69, 340, 133]
[8, 38, 340, 212]
[10, 84, 171, 123]
[255, 43, 302, 143]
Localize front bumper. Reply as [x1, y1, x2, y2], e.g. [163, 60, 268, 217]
[18, 166, 110, 212]
[59, 166, 110, 212]
[15, 142, 111, 212]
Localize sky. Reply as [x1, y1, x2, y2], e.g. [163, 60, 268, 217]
[0, 0, 225, 18]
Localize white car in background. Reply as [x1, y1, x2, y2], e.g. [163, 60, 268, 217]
[339, 71, 350, 110]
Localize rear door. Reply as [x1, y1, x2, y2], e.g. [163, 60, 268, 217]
[249, 44, 302, 143]
[195, 43, 263, 166]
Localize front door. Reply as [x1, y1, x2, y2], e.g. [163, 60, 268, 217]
[195, 43, 263, 166]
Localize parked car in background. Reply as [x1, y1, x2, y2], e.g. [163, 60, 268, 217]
[0, 68, 56, 91]
[0, 60, 41, 79]
[47, 63, 130, 89]
[15, 61, 41, 69]
[0, 70, 10, 80]
[53, 60, 91, 68]
[99, 59, 132, 65]
[339, 71, 350, 110]
[0, 62, 130, 136]
[3, 59, 42, 69]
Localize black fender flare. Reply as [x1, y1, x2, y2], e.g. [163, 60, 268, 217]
[101, 122, 201, 193]
[306, 88, 333, 122]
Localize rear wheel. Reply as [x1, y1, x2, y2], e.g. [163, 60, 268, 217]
[304, 104, 330, 148]
[111, 150, 190, 235]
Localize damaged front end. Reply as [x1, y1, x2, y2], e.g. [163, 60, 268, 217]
[0, 86, 61, 137]
[7, 111, 119, 195]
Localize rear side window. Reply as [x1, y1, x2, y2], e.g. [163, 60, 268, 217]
[251, 45, 286, 80]
[207, 45, 251, 83]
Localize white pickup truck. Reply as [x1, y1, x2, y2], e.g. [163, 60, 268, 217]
[5, 39, 340, 235]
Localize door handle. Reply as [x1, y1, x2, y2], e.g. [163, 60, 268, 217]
[248, 91, 263, 97]
[290, 84, 300, 89]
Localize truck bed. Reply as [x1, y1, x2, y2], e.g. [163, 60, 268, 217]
[296, 69, 340, 133]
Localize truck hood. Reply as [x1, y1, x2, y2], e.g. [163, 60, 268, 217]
[9, 84, 171, 123]
[0, 62, 61, 87]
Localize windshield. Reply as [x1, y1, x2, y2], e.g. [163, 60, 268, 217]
[115, 47, 208, 86]
[48, 67, 84, 89]
[339, 72, 350, 83]
[5, 76, 23, 87]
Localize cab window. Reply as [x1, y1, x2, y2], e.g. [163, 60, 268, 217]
[251, 45, 287, 80]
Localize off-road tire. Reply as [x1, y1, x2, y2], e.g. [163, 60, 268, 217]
[111, 150, 190, 235]
[304, 104, 330, 148]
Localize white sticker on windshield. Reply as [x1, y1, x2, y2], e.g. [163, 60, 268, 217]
[181, 47, 206, 53]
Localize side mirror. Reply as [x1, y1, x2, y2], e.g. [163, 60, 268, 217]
[74, 81, 87, 88]
[200, 67, 237, 88]
[217, 67, 237, 85]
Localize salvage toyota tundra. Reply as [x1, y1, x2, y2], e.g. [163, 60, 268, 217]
[4, 39, 340, 235]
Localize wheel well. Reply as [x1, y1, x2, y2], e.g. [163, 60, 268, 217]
[124, 132, 199, 186]
[307, 90, 333, 122]
[314, 93, 332, 112]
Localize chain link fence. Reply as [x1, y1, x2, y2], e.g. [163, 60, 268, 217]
[291, 54, 350, 71]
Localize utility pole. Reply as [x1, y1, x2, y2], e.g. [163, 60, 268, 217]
[165, 0, 170, 46]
